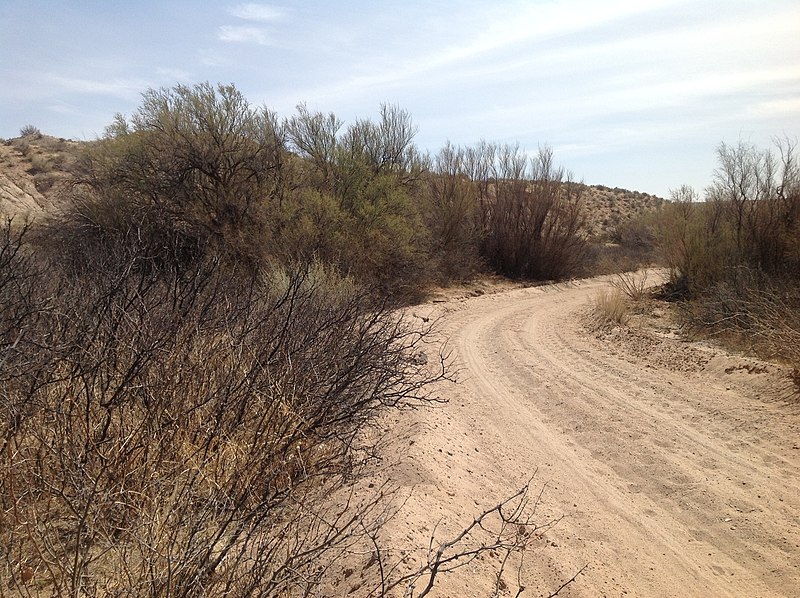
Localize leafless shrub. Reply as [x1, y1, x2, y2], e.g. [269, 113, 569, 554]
[19, 125, 41, 139]
[611, 270, 649, 302]
[423, 142, 483, 281]
[480, 145, 588, 280]
[0, 219, 455, 595]
[424, 143, 588, 282]
[680, 272, 800, 389]
[387, 479, 584, 598]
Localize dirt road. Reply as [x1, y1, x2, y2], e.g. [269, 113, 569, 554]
[377, 275, 800, 597]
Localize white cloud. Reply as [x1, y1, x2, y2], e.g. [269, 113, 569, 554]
[749, 98, 800, 118]
[46, 75, 150, 99]
[229, 3, 283, 21]
[155, 67, 192, 81]
[217, 25, 269, 45]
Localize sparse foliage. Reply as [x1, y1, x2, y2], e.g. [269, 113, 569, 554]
[18, 125, 41, 139]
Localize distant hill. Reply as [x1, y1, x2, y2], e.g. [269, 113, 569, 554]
[0, 133, 81, 220]
[578, 184, 664, 239]
[0, 134, 665, 240]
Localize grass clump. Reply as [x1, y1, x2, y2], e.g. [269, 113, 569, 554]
[592, 288, 630, 326]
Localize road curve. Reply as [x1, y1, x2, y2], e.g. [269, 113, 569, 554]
[387, 275, 800, 597]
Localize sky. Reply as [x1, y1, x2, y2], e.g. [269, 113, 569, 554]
[1, 0, 799, 198]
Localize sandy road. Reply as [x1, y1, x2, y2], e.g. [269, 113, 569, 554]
[378, 275, 800, 597]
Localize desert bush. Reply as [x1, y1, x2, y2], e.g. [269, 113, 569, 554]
[283, 103, 430, 296]
[25, 154, 52, 176]
[479, 145, 588, 280]
[610, 211, 658, 254]
[661, 140, 800, 294]
[37, 190, 209, 276]
[583, 242, 646, 276]
[584, 208, 661, 277]
[659, 139, 800, 385]
[62, 83, 285, 273]
[11, 139, 31, 157]
[422, 143, 483, 281]
[680, 270, 800, 362]
[19, 125, 41, 139]
[424, 142, 587, 282]
[0, 216, 569, 596]
[56, 83, 592, 295]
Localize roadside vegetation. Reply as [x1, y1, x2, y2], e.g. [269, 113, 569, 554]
[656, 139, 800, 389]
[1, 83, 591, 596]
[586, 138, 799, 392]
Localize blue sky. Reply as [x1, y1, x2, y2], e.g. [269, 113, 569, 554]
[1, 0, 798, 197]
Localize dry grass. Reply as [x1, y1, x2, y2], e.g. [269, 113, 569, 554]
[591, 288, 630, 326]
[680, 279, 800, 392]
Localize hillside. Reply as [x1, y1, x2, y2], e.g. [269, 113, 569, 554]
[0, 133, 81, 219]
[580, 184, 664, 238]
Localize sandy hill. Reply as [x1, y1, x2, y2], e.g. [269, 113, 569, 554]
[0, 133, 81, 220]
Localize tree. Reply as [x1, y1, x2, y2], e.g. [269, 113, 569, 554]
[59, 83, 286, 272]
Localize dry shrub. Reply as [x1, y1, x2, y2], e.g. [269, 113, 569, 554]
[658, 139, 800, 389]
[611, 270, 649, 302]
[2, 219, 578, 596]
[681, 273, 800, 382]
[0, 218, 454, 596]
[19, 125, 41, 139]
[479, 145, 588, 281]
